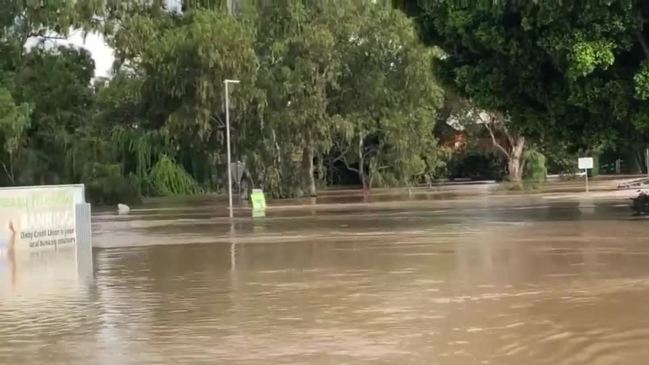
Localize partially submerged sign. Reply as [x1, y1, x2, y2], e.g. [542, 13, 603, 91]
[250, 189, 266, 218]
[0, 185, 85, 252]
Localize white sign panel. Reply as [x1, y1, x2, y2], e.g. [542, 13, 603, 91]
[578, 157, 594, 170]
[0, 186, 81, 252]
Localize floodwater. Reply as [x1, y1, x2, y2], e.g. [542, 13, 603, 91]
[2, 188, 649, 364]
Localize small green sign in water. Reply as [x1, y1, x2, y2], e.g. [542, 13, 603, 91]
[251, 189, 266, 218]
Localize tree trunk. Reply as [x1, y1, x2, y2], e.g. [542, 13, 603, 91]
[357, 134, 369, 191]
[508, 157, 523, 183]
[359, 156, 367, 190]
[481, 112, 526, 184]
[507, 136, 526, 183]
[302, 146, 316, 197]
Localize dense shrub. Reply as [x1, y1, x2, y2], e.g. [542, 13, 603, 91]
[148, 155, 201, 196]
[524, 150, 547, 183]
[447, 151, 506, 181]
[83, 163, 142, 206]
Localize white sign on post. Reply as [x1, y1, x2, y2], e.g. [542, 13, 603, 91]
[578, 157, 594, 170]
[578, 157, 594, 192]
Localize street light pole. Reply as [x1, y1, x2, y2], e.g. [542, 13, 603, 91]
[224, 79, 240, 219]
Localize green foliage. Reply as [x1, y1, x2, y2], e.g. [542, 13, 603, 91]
[111, 127, 168, 187]
[407, 0, 646, 153]
[0, 87, 31, 183]
[0, 88, 31, 154]
[83, 163, 142, 206]
[523, 149, 547, 183]
[149, 155, 201, 196]
[331, 5, 444, 188]
[251, 0, 351, 195]
[8, 0, 649, 200]
[539, 142, 578, 174]
[634, 61, 649, 100]
[0, 0, 450, 200]
[102, 6, 261, 195]
[568, 40, 616, 78]
[10, 45, 95, 185]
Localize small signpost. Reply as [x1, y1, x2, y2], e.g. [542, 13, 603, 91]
[578, 157, 594, 192]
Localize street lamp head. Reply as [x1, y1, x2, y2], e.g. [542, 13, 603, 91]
[224, 79, 240, 84]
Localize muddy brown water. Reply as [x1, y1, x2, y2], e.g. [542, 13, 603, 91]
[1, 190, 649, 364]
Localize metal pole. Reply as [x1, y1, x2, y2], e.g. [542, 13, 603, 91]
[645, 147, 649, 176]
[225, 81, 233, 219]
[224, 79, 240, 218]
[585, 169, 589, 193]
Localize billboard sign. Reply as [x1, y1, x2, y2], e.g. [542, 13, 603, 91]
[0, 186, 82, 252]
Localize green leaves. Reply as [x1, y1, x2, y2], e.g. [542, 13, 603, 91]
[567, 40, 616, 77]
[411, 0, 649, 153]
[149, 155, 201, 196]
[1, 0, 449, 198]
[0, 87, 31, 157]
[634, 61, 649, 100]
[0, 44, 97, 185]
[329, 5, 443, 188]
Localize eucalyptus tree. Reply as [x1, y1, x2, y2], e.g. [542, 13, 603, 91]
[331, 5, 444, 189]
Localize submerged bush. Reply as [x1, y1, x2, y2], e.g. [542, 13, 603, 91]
[83, 163, 142, 206]
[524, 149, 547, 183]
[148, 155, 201, 196]
[447, 151, 506, 181]
[632, 192, 649, 215]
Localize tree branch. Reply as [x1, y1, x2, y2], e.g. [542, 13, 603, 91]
[1, 162, 14, 184]
[26, 25, 67, 42]
[497, 118, 515, 147]
[211, 114, 225, 128]
[362, 144, 378, 159]
[331, 140, 351, 163]
[484, 122, 511, 159]
[31, 34, 67, 41]
[330, 138, 360, 173]
[339, 153, 359, 174]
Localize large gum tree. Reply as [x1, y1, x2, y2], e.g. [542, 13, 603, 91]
[405, 0, 649, 179]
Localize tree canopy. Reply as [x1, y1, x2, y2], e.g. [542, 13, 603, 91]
[9, 0, 649, 202]
[408, 0, 649, 151]
[331, 5, 444, 188]
[0, 0, 448, 202]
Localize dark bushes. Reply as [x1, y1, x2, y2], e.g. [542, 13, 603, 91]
[83, 163, 141, 206]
